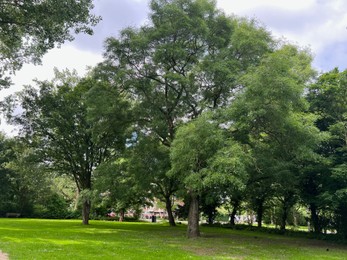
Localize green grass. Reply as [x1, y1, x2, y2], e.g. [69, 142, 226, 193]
[0, 219, 347, 259]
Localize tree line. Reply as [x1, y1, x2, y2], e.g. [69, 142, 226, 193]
[0, 0, 346, 239]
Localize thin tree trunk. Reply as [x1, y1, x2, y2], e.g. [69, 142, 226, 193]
[280, 196, 293, 232]
[310, 203, 321, 233]
[187, 193, 200, 238]
[207, 212, 214, 225]
[165, 196, 176, 226]
[229, 200, 240, 226]
[82, 199, 91, 225]
[119, 209, 125, 222]
[280, 205, 288, 232]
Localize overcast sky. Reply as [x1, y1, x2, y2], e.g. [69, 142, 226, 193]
[1, 0, 347, 133]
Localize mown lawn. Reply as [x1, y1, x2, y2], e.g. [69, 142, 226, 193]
[0, 219, 346, 259]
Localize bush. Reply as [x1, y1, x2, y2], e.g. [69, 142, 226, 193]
[32, 193, 69, 219]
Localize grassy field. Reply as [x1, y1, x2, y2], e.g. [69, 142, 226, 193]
[0, 219, 347, 259]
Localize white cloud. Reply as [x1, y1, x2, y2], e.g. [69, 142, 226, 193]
[0, 45, 102, 136]
[216, 0, 316, 15]
[217, 0, 347, 71]
[0, 45, 102, 97]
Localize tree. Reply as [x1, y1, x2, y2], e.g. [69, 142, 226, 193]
[101, 0, 274, 227]
[0, 133, 16, 215]
[2, 70, 131, 224]
[127, 134, 179, 226]
[307, 68, 347, 237]
[170, 113, 224, 238]
[0, 136, 63, 217]
[229, 44, 320, 229]
[93, 157, 148, 222]
[0, 0, 100, 88]
[204, 139, 250, 226]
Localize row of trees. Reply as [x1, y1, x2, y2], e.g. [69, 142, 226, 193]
[0, 0, 346, 239]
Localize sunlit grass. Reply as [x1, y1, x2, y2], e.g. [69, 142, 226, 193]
[0, 219, 346, 259]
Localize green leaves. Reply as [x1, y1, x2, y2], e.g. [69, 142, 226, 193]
[0, 0, 100, 88]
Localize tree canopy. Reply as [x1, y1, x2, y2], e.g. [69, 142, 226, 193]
[0, 0, 100, 87]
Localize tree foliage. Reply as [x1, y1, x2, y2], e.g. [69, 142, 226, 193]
[0, 0, 100, 87]
[2, 70, 131, 224]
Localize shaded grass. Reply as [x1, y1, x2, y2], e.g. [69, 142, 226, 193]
[0, 219, 346, 259]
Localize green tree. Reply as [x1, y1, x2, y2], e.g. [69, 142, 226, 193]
[230, 44, 319, 230]
[0, 137, 61, 217]
[128, 134, 179, 226]
[2, 70, 131, 224]
[0, 0, 100, 88]
[93, 157, 148, 221]
[204, 139, 250, 226]
[0, 133, 16, 215]
[170, 113, 224, 238]
[307, 68, 347, 237]
[101, 0, 273, 227]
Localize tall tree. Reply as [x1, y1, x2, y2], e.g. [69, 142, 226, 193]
[2, 70, 131, 224]
[307, 68, 347, 237]
[101, 0, 274, 227]
[229, 44, 319, 229]
[0, 0, 100, 88]
[170, 113, 224, 238]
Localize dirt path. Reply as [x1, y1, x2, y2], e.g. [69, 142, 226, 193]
[0, 251, 8, 260]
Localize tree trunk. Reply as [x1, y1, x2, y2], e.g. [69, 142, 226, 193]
[310, 203, 321, 233]
[165, 196, 176, 226]
[119, 209, 125, 222]
[229, 200, 240, 226]
[280, 204, 288, 232]
[82, 199, 91, 225]
[256, 201, 264, 228]
[187, 193, 200, 238]
[207, 212, 214, 225]
[280, 196, 293, 232]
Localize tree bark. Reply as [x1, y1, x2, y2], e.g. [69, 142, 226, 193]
[280, 204, 288, 232]
[165, 196, 176, 226]
[207, 212, 214, 225]
[256, 200, 264, 228]
[187, 193, 200, 238]
[229, 200, 240, 226]
[82, 199, 91, 225]
[119, 209, 125, 222]
[310, 203, 321, 233]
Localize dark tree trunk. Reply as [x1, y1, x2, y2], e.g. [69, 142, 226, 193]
[280, 204, 288, 232]
[256, 200, 264, 228]
[310, 203, 321, 233]
[165, 196, 176, 226]
[78, 171, 92, 225]
[82, 199, 91, 225]
[187, 193, 200, 238]
[207, 212, 214, 225]
[229, 200, 240, 226]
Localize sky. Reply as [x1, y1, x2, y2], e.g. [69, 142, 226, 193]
[1, 0, 347, 134]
